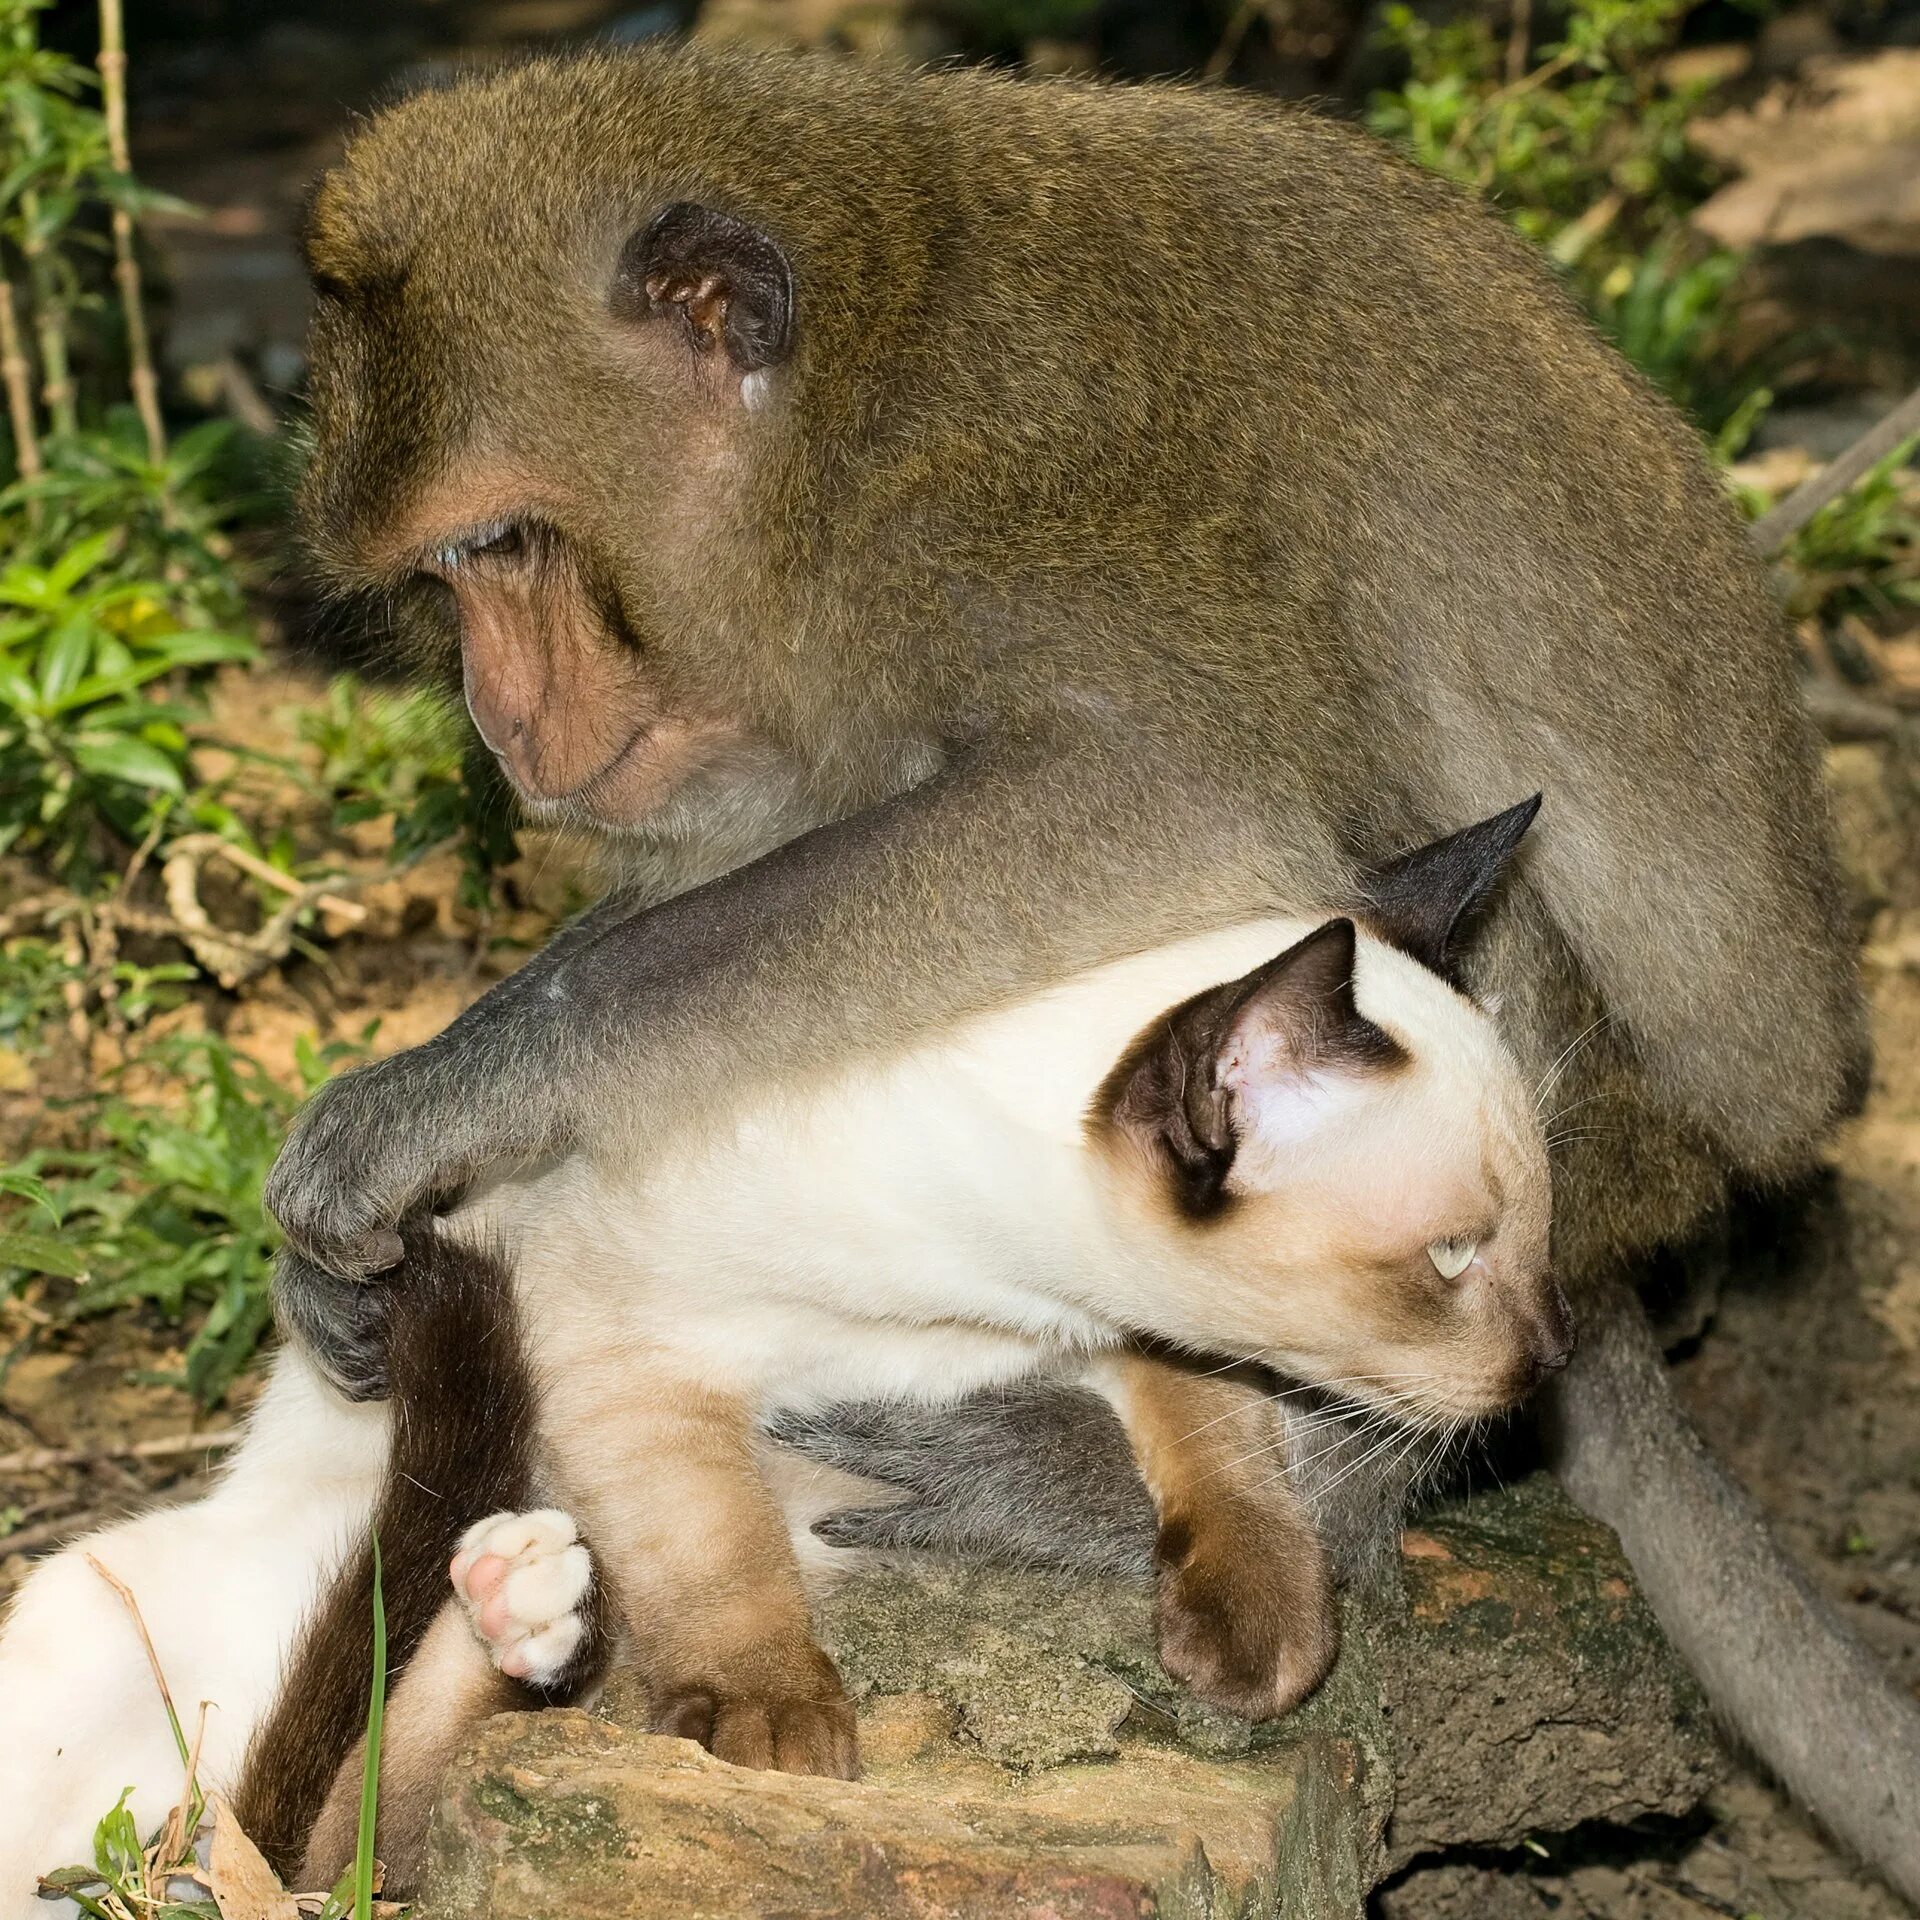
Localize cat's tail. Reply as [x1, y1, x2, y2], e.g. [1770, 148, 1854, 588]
[230, 1228, 542, 1879]
[1544, 1270, 1920, 1907]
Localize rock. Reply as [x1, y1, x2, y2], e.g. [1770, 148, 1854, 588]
[419, 1476, 1717, 1919]
[1693, 52, 1920, 257]
[1376, 1477, 1718, 1867]
[1690, 51, 1920, 382]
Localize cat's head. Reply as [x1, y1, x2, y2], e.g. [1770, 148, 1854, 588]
[1089, 798, 1568, 1427]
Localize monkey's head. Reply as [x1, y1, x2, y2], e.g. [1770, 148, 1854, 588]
[295, 54, 922, 841]
[1089, 800, 1569, 1427]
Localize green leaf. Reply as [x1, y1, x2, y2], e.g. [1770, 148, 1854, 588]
[356, 1531, 388, 1920]
[0, 1227, 90, 1278]
[69, 733, 185, 794]
[35, 1865, 107, 1894]
[0, 1171, 61, 1223]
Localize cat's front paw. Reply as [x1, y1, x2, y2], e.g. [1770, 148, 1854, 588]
[1153, 1514, 1337, 1721]
[451, 1508, 595, 1689]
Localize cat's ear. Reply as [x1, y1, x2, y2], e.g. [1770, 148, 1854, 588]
[1359, 795, 1541, 986]
[1094, 919, 1406, 1217]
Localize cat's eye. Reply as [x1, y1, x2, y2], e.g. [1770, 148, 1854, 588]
[1427, 1238, 1477, 1280]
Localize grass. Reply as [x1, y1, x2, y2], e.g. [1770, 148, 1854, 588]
[352, 1533, 388, 1920]
[2, 1025, 370, 1406]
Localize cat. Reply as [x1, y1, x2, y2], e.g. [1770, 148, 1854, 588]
[0, 802, 1566, 1908]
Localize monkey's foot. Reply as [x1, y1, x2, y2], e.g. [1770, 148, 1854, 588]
[451, 1509, 593, 1687]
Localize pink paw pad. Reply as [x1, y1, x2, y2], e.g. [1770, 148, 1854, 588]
[449, 1508, 592, 1687]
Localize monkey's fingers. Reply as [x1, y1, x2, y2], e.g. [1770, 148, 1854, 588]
[776, 1386, 1158, 1577]
[263, 1060, 430, 1280]
[271, 1247, 393, 1401]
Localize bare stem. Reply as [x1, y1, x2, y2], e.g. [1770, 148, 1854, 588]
[97, 0, 165, 466]
[1506, 0, 1533, 87]
[0, 276, 43, 495]
[14, 185, 75, 439]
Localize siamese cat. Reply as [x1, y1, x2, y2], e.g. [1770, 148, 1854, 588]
[0, 802, 1567, 1908]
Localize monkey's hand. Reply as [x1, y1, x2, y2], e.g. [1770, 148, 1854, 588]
[273, 1243, 397, 1400]
[265, 1031, 572, 1386]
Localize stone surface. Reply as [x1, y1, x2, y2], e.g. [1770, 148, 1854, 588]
[419, 1476, 1717, 1919]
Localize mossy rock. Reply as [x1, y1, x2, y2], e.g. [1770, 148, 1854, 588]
[420, 1475, 1717, 1919]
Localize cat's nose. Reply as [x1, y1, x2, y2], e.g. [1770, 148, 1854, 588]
[1526, 1281, 1576, 1374]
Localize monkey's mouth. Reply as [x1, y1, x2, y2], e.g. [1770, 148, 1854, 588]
[516, 711, 737, 832]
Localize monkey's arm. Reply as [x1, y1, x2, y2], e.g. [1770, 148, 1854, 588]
[268, 727, 1329, 1392]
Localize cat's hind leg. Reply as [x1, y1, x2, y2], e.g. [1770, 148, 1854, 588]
[302, 1508, 606, 1894]
[0, 1353, 388, 1920]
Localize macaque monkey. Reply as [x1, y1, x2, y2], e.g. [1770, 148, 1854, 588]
[255, 44, 1913, 1900]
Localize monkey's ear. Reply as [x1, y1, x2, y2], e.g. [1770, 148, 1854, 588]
[1359, 795, 1541, 986]
[610, 202, 795, 379]
[1095, 919, 1405, 1217]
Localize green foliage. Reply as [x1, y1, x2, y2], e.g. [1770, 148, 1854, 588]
[0, 1025, 369, 1404]
[1367, 0, 1759, 427]
[0, 523, 253, 871]
[300, 673, 509, 890]
[1369, 0, 1720, 249]
[1770, 439, 1920, 621]
[35, 1785, 217, 1920]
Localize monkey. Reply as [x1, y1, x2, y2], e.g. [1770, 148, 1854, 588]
[251, 42, 1914, 1901]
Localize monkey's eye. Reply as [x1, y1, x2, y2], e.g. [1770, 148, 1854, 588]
[436, 521, 529, 573]
[1427, 1238, 1477, 1281]
[464, 521, 527, 562]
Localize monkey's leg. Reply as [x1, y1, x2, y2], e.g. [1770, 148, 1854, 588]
[268, 727, 1331, 1388]
[544, 1356, 858, 1779]
[1090, 1353, 1337, 1720]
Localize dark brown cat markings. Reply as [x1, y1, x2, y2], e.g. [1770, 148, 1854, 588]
[257, 44, 1911, 1902]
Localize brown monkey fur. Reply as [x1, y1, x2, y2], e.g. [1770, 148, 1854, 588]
[262, 44, 1917, 1902]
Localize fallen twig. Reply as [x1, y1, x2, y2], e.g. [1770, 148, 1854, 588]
[1752, 382, 1920, 557]
[1800, 676, 1915, 744]
[87, 1551, 188, 1746]
[0, 1427, 239, 1477]
[0, 836, 367, 997]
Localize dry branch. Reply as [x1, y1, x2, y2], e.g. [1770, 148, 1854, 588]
[96, 0, 166, 467]
[1752, 383, 1920, 557]
[0, 1428, 239, 1476]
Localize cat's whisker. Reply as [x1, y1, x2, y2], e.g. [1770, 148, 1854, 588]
[1533, 1013, 1613, 1113]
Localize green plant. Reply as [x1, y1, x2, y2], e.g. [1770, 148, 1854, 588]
[1367, 0, 1761, 427]
[0, 527, 252, 871]
[0, 1025, 369, 1404]
[300, 673, 518, 902]
[1770, 439, 1920, 622]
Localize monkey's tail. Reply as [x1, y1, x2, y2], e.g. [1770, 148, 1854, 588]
[230, 1228, 542, 1879]
[1546, 1272, 1920, 1908]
